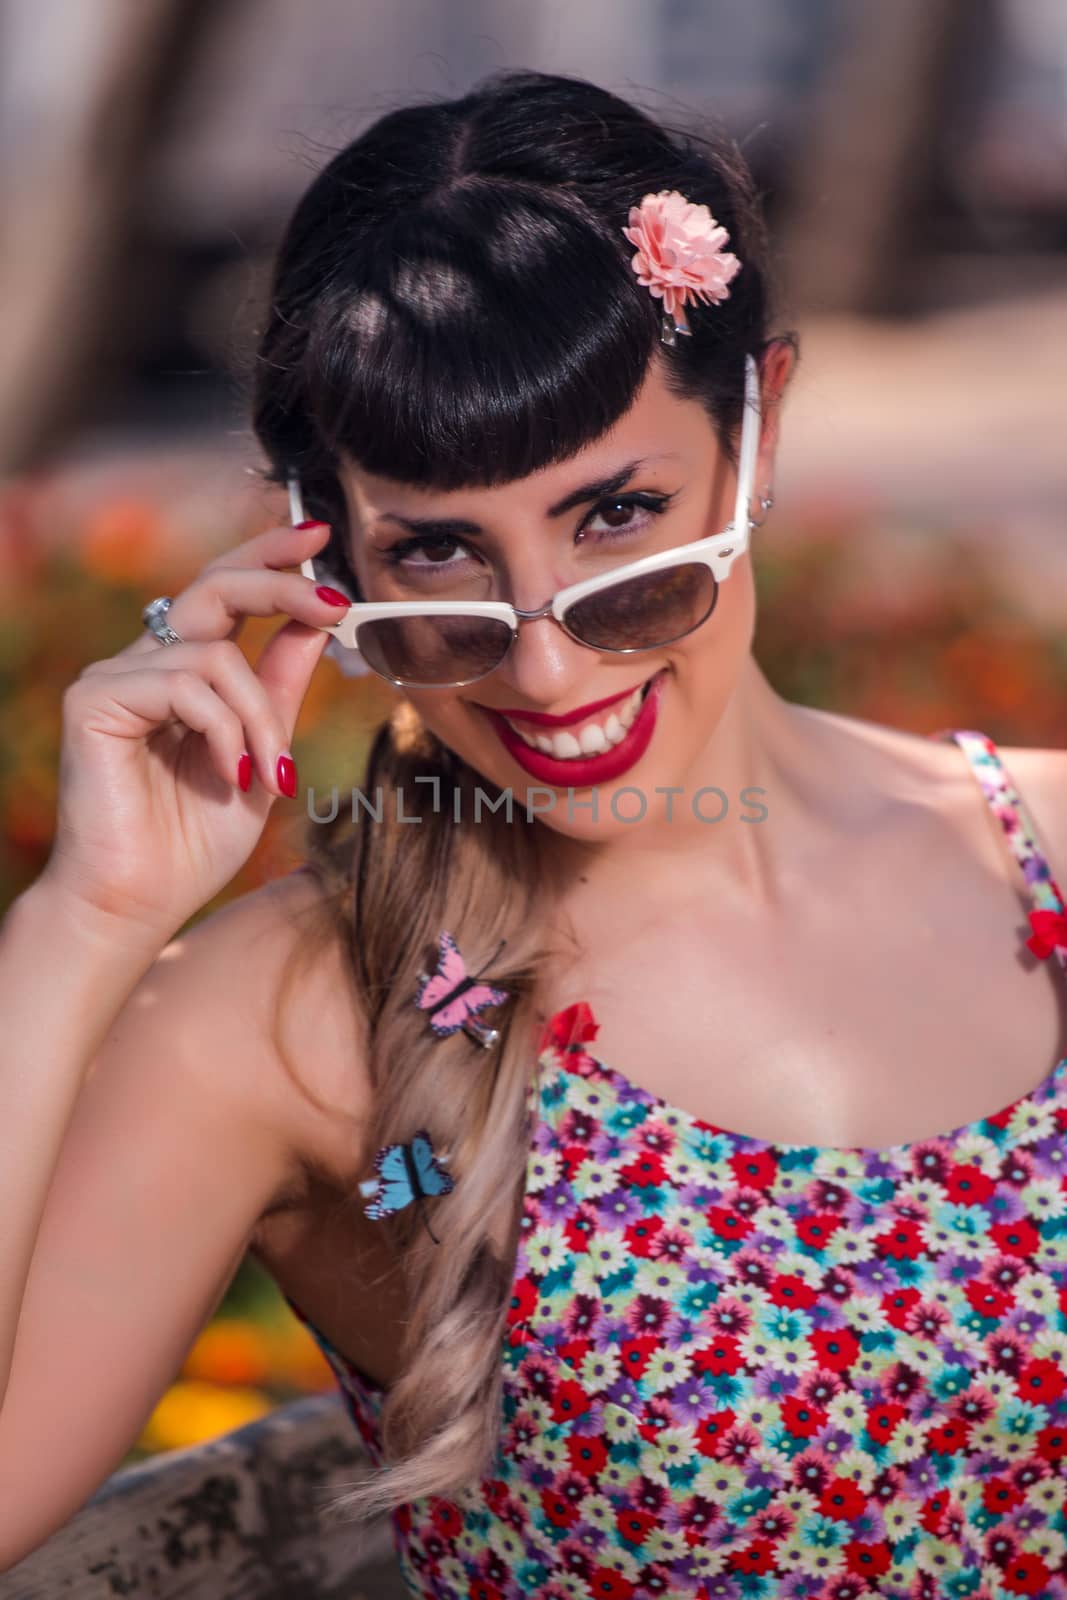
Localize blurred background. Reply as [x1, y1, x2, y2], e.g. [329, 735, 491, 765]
[1, 0, 1065, 1466]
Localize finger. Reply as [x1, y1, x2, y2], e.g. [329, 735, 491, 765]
[73, 666, 262, 798]
[251, 617, 335, 745]
[85, 637, 312, 797]
[204, 516, 334, 575]
[117, 535, 344, 663]
[111, 565, 350, 665]
[181, 638, 303, 797]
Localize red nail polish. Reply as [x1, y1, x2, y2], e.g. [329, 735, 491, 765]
[295, 519, 329, 530]
[315, 585, 351, 607]
[277, 753, 297, 798]
[237, 751, 252, 792]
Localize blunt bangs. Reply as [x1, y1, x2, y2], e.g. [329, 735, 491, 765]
[301, 181, 658, 490]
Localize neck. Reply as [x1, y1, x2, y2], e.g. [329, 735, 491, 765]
[545, 656, 879, 915]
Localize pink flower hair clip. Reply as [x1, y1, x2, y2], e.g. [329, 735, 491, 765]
[622, 189, 742, 346]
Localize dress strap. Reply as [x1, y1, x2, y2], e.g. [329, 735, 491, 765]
[932, 728, 1067, 977]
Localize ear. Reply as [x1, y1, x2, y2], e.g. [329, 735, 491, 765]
[755, 336, 798, 482]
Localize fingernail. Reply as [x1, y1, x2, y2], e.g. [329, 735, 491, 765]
[315, 585, 351, 607]
[277, 753, 297, 798]
[237, 751, 252, 792]
[295, 519, 329, 530]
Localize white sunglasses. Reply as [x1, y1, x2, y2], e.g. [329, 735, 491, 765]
[289, 352, 762, 689]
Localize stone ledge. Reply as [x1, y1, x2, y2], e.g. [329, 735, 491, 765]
[0, 1395, 409, 1599]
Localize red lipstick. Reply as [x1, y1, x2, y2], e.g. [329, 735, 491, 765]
[475, 679, 646, 729]
[480, 667, 668, 788]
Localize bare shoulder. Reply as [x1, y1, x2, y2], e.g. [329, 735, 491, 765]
[881, 718, 1066, 874]
[797, 705, 1065, 875]
[167, 867, 373, 1218]
[994, 742, 1067, 878]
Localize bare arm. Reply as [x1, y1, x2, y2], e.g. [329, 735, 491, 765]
[0, 511, 340, 1413]
[0, 871, 367, 1573]
[0, 879, 169, 1417]
[0, 506, 365, 1569]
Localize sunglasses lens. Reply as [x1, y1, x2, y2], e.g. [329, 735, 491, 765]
[352, 562, 717, 683]
[355, 615, 514, 687]
[564, 563, 717, 650]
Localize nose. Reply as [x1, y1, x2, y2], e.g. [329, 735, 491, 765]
[498, 608, 597, 702]
[490, 560, 596, 702]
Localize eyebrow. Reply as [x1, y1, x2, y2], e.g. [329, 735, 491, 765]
[375, 456, 676, 540]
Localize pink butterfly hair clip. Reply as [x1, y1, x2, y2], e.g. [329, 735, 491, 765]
[414, 931, 511, 1050]
[622, 188, 742, 347]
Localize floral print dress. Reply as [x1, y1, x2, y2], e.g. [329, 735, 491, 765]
[283, 729, 1067, 1599]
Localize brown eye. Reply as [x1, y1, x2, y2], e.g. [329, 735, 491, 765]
[422, 537, 460, 563]
[580, 492, 672, 543]
[383, 533, 469, 568]
[599, 501, 638, 529]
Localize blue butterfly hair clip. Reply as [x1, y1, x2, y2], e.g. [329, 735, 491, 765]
[415, 930, 511, 1049]
[359, 1129, 455, 1245]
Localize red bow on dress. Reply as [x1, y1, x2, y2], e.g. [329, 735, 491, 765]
[1026, 907, 1067, 960]
[541, 1000, 600, 1054]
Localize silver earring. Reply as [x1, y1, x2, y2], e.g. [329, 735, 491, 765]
[751, 486, 775, 528]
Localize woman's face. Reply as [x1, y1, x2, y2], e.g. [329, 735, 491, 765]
[337, 350, 788, 842]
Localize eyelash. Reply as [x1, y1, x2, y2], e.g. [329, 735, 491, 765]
[380, 491, 678, 571]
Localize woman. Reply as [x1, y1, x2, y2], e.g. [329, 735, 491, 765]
[2, 69, 1065, 1597]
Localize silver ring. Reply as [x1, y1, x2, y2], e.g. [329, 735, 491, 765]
[141, 596, 184, 646]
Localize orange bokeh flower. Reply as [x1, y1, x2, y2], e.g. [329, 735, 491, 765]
[80, 497, 166, 585]
[137, 1380, 274, 1452]
[181, 1319, 274, 1386]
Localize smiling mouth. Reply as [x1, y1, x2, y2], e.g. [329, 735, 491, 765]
[488, 670, 661, 761]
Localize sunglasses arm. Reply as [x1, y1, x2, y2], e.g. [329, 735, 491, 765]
[732, 352, 762, 548]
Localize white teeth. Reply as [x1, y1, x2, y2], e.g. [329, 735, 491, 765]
[618, 693, 641, 730]
[502, 677, 655, 760]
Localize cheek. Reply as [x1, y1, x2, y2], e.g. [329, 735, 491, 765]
[403, 693, 467, 741]
[671, 556, 755, 672]
[404, 694, 500, 774]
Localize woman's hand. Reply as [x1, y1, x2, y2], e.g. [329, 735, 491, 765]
[39, 519, 350, 941]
